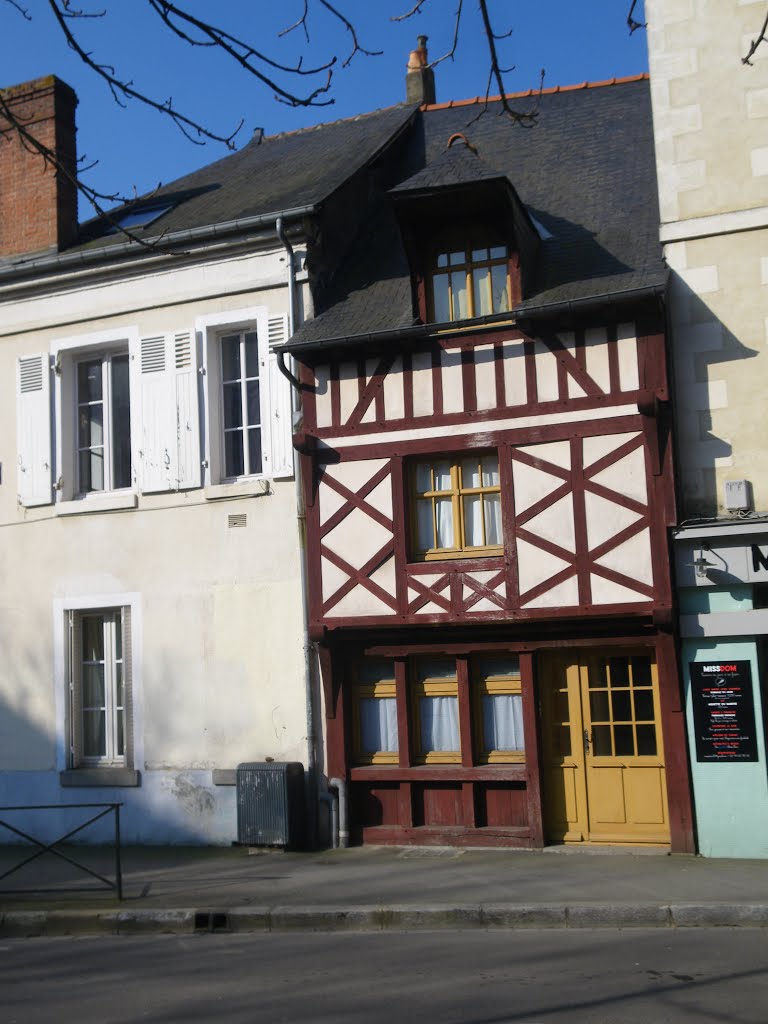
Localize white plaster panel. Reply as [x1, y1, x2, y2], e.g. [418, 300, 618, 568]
[752, 147, 768, 177]
[522, 576, 579, 609]
[362, 359, 379, 424]
[415, 601, 448, 615]
[383, 355, 405, 421]
[467, 597, 500, 613]
[319, 480, 346, 526]
[465, 570, 500, 586]
[323, 459, 387, 493]
[502, 338, 528, 406]
[524, 494, 576, 553]
[365, 474, 394, 519]
[678, 264, 719, 294]
[409, 574, 445, 591]
[339, 361, 359, 424]
[747, 88, 768, 119]
[330, 585, 394, 618]
[411, 351, 434, 418]
[583, 432, 639, 468]
[595, 529, 654, 587]
[321, 556, 348, 603]
[585, 493, 643, 551]
[314, 364, 332, 428]
[560, 332, 587, 399]
[590, 575, 647, 605]
[322, 506, 392, 566]
[516, 538, 570, 594]
[584, 327, 611, 393]
[369, 555, 397, 600]
[474, 344, 497, 410]
[516, 440, 572, 470]
[512, 460, 567, 515]
[616, 324, 640, 391]
[590, 447, 648, 505]
[441, 348, 464, 414]
[534, 340, 560, 402]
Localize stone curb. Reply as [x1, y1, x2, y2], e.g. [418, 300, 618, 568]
[2, 903, 768, 937]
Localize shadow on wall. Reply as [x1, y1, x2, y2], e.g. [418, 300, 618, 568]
[0, 628, 236, 847]
[668, 272, 761, 520]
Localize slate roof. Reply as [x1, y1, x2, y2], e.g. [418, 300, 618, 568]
[288, 75, 666, 350]
[389, 136, 508, 194]
[71, 103, 417, 252]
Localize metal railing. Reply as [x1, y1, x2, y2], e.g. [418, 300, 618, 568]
[0, 803, 123, 899]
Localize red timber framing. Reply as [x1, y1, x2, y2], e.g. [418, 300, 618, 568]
[295, 311, 694, 852]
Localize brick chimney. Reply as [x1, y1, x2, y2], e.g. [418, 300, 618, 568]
[406, 36, 436, 106]
[0, 75, 78, 259]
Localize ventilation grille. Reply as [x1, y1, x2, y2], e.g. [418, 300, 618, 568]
[174, 332, 192, 369]
[228, 513, 247, 529]
[268, 316, 287, 350]
[141, 336, 166, 373]
[18, 356, 44, 393]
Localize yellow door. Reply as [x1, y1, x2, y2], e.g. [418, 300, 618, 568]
[541, 651, 670, 845]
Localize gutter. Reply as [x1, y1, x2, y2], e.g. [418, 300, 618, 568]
[0, 203, 317, 285]
[277, 280, 668, 356]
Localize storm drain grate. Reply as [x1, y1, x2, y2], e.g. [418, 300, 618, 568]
[194, 911, 230, 933]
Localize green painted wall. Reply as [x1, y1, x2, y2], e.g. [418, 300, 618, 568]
[683, 613, 768, 857]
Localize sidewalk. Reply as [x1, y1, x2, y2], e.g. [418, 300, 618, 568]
[2, 843, 768, 936]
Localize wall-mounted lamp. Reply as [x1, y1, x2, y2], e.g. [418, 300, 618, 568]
[692, 543, 711, 579]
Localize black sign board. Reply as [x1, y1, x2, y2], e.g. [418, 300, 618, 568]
[690, 661, 758, 762]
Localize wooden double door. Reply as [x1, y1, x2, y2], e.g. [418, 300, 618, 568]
[540, 651, 670, 845]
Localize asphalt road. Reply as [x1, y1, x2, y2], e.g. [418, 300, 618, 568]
[1, 929, 767, 1023]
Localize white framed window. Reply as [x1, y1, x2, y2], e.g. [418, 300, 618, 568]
[75, 351, 132, 494]
[72, 609, 127, 765]
[54, 593, 142, 786]
[197, 307, 294, 488]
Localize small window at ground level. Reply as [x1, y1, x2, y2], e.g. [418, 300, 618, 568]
[413, 658, 460, 764]
[473, 655, 524, 763]
[70, 609, 131, 767]
[352, 659, 399, 765]
[431, 243, 510, 323]
[411, 453, 502, 560]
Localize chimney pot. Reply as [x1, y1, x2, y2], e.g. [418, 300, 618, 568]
[406, 36, 436, 106]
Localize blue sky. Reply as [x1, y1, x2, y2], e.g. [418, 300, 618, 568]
[3, 1, 647, 213]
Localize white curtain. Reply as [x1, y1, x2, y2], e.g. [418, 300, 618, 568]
[360, 698, 398, 753]
[420, 695, 459, 752]
[435, 497, 454, 547]
[483, 693, 524, 751]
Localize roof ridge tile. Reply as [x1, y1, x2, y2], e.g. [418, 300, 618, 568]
[420, 72, 648, 111]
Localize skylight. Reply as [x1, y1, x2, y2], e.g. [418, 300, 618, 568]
[108, 203, 174, 233]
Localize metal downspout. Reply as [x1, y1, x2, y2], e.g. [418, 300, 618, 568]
[276, 215, 320, 850]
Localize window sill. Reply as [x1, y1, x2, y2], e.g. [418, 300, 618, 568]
[60, 768, 141, 788]
[407, 555, 505, 574]
[56, 492, 138, 516]
[205, 480, 271, 501]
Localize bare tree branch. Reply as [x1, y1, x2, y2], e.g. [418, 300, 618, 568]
[627, 0, 645, 35]
[742, 6, 768, 65]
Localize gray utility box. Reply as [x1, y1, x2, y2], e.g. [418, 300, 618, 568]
[236, 762, 305, 848]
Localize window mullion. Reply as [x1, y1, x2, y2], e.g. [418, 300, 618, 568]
[240, 336, 249, 476]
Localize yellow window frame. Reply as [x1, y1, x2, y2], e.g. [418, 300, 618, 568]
[430, 244, 511, 322]
[352, 679, 399, 765]
[412, 676, 461, 764]
[411, 454, 502, 561]
[474, 672, 525, 764]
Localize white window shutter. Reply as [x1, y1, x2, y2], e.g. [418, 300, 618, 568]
[172, 331, 201, 489]
[267, 315, 294, 479]
[16, 354, 53, 506]
[138, 335, 176, 493]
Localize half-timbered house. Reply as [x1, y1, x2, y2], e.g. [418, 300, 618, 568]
[280, 70, 696, 851]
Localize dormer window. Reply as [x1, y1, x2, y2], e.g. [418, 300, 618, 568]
[431, 241, 510, 323]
